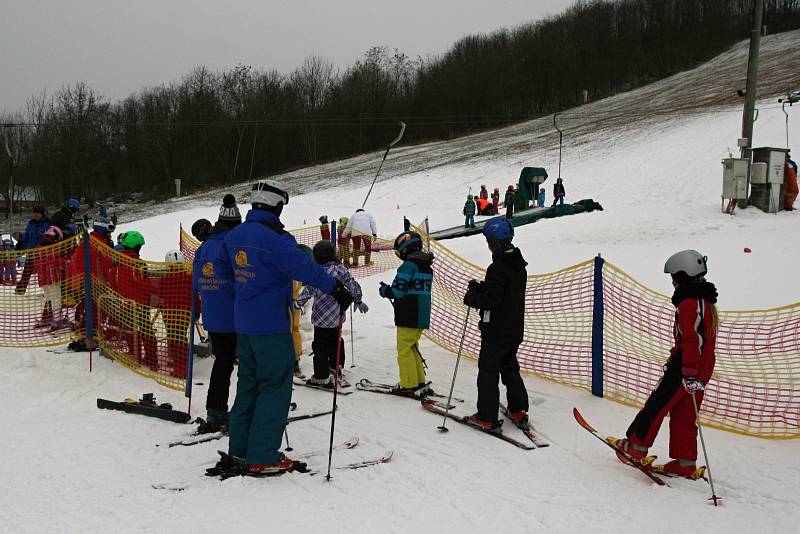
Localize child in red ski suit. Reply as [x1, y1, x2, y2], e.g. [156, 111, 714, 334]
[613, 250, 717, 478]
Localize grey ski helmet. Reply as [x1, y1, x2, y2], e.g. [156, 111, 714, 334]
[664, 250, 707, 278]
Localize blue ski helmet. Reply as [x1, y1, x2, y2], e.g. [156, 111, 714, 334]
[394, 231, 422, 259]
[482, 217, 514, 242]
[67, 198, 80, 210]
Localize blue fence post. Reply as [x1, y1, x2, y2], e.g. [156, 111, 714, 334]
[83, 231, 95, 372]
[591, 254, 605, 397]
[330, 220, 337, 247]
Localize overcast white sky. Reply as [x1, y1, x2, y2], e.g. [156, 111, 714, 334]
[0, 0, 574, 113]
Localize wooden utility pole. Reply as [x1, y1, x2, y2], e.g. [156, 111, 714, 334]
[741, 0, 764, 161]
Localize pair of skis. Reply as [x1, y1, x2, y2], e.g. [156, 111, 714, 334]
[356, 379, 462, 409]
[573, 408, 712, 493]
[421, 400, 549, 450]
[153, 436, 392, 489]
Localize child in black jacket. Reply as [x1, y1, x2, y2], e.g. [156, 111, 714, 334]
[463, 217, 529, 431]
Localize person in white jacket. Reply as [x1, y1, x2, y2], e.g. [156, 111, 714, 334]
[342, 208, 377, 267]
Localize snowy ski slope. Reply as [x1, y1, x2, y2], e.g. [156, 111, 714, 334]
[2, 32, 800, 533]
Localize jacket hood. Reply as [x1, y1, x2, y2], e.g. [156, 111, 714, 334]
[494, 246, 527, 269]
[671, 280, 718, 307]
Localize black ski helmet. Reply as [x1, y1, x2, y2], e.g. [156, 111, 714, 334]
[191, 218, 213, 242]
[312, 240, 336, 264]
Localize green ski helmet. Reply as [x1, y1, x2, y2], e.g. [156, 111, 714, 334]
[120, 230, 145, 249]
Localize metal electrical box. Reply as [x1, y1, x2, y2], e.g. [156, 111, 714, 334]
[751, 147, 788, 213]
[722, 158, 749, 199]
[751, 162, 767, 184]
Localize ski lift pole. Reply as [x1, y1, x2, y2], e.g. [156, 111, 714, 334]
[553, 113, 563, 179]
[361, 122, 406, 209]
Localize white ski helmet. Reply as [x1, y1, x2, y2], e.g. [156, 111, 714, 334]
[165, 249, 185, 263]
[664, 250, 707, 278]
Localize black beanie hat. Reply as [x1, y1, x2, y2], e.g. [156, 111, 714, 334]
[219, 194, 242, 223]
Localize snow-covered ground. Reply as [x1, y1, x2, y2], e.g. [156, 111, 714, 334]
[3, 33, 800, 533]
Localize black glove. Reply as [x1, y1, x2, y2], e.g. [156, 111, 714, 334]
[331, 281, 354, 315]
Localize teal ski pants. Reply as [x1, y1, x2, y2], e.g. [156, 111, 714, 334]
[228, 333, 295, 464]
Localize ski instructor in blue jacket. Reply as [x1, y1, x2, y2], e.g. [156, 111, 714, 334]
[216, 180, 353, 476]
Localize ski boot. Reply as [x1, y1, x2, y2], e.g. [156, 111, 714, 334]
[247, 453, 308, 477]
[206, 450, 246, 478]
[652, 460, 706, 480]
[606, 437, 656, 467]
[197, 409, 228, 435]
[466, 414, 503, 434]
[507, 410, 529, 428]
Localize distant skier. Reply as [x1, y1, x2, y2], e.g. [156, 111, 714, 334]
[190, 194, 242, 434]
[464, 195, 477, 228]
[15, 206, 50, 295]
[337, 216, 351, 267]
[319, 215, 331, 241]
[479, 185, 489, 201]
[551, 178, 565, 206]
[610, 250, 718, 479]
[35, 226, 69, 331]
[342, 208, 377, 267]
[491, 188, 500, 214]
[295, 240, 367, 387]
[463, 217, 529, 431]
[538, 188, 546, 208]
[378, 231, 434, 395]
[504, 186, 515, 219]
[50, 198, 81, 237]
[0, 237, 16, 285]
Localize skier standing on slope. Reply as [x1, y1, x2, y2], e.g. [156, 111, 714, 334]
[377, 231, 434, 395]
[295, 240, 367, 387]
[190, 194, 243, 433]
[464, 195, 477, 228]
[611, 250, 718, 478]
[479, 184, 489, 200]
[504, 186, 515, 219]
[342, 208, 377, 267]
[491, 187, 500, 214]
[216, 180, 352, 476]
[462, 217, 529, 431]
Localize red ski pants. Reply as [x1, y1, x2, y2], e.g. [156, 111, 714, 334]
[626, 358, 705, 461]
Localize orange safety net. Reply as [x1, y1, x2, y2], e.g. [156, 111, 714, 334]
[0, 234, 83, 347]
[90, 240, 192, 391]
[417, 225, 800, 439]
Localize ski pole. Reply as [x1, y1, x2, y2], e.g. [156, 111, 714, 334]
[284, 427, 293, 452]
[349, 305, 356, 368]
[361, 122, 406, 209]
[690, 389, 721, 506]
[438, 308, 471, 432]
[325, 313, 346, 481]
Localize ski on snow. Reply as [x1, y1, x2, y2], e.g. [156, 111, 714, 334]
[572, 407, 666, 486]
[159, 408, 335, 448]
[293, 378, 354, 395]
[97, 394, 191, 424]
[499, 403, 549, 448]
[421, 400, 535, 450]
[356, 379, 461, 409]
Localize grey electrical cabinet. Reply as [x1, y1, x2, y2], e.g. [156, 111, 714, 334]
[722, 158, 749, 200]
[750, 147, 788, 213]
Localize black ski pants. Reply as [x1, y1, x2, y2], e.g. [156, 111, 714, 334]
[206, 331, 237, 413]
[312, 326, 344, 379]
[476, 340, 529, 422]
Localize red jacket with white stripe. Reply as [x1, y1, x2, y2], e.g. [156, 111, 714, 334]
[670, 296, 717, 383]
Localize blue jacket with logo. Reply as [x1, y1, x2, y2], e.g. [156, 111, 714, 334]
[223, 209, 337, 335]
[193, 230, 235, 333]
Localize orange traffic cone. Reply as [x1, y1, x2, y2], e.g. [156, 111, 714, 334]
[396, 204, 400, 210]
